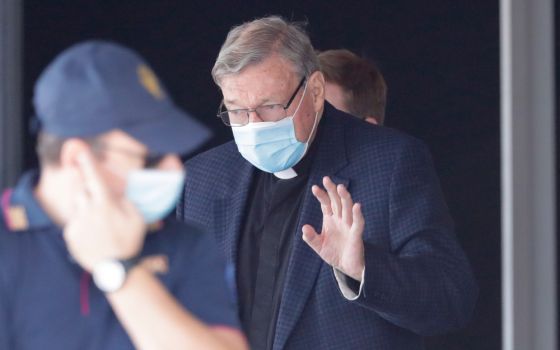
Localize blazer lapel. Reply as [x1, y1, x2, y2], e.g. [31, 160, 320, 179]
[214, 159, 254, 269]
[273, 110, 350, 350]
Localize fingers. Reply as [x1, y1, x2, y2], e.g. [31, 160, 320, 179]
[302, 224, 324, 255]
[120, 197, 142, 218]
[313, 177, 354, 225]
[311, 177, 344, 217]
[323, 177, 341, 217]
[312, 185, 333, 216]
[74, 188, 90, 213]
[76, 151, 109, 202]
[351, 203, 365, 238]
[337, 184, 354, 226]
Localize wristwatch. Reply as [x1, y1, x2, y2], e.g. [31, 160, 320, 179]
[92, 256, 140, 293]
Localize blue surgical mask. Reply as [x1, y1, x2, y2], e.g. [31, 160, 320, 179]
[231, 83, 319, 173]
[125, 169, 185, 224]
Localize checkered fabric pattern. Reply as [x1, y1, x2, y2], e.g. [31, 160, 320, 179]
[177, 103, 478, 350]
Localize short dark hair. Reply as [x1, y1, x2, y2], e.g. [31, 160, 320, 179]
[318, 49, 387, 124]
[36, 132, 101, 167]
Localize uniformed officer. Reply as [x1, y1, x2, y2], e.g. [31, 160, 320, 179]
[0, 41, 247, 350]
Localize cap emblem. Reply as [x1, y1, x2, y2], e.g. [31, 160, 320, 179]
[138, 64, 165, 100]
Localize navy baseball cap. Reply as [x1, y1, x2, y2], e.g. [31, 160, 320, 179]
[33, 40, 211, 155]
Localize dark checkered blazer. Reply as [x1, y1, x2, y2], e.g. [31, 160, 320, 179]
[177, 103, 478, 350]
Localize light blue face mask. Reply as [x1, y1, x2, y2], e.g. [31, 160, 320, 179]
[231, 83, 318, 173]
[125, 169, 185, 224]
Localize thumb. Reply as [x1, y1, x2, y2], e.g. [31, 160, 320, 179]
[302, 224, 324, 255]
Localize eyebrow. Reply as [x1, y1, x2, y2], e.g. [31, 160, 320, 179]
[224, 97, 275, 109]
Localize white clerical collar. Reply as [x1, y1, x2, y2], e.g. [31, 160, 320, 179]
[273, 168, 298, 179]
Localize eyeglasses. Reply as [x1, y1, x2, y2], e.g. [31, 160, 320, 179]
[91, 143, 166, 168]
[217, 77, 306, 127]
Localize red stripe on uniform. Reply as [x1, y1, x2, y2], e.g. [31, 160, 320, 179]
[80, 272, 91, 316]
[1, 189, 13, 229]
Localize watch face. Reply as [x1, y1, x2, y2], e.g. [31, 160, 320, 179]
[93, 260, 126, 293]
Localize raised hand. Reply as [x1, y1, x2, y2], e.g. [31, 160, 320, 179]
[63, 151, 146, 272]
[302, 176, 365, 281]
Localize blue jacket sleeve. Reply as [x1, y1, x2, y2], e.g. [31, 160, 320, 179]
[169, 227, 241, 330]
[353, 139, 478, 336]
[0, 234, 13, 349]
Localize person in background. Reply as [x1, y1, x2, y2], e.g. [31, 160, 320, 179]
[318, 48, 387, 125]
[0, 40, 247, 350]
[178, 15, 477, 350]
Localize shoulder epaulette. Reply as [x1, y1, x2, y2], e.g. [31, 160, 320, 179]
[1, 189, 29, 231]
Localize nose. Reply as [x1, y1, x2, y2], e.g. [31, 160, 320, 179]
[157, 155, 183, 171]
[247, 109, 264, 123]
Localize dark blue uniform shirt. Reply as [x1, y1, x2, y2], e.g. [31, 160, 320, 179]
[0, 171, 240, 350]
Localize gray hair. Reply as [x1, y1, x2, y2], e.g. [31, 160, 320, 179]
[211, 16, 319, 86]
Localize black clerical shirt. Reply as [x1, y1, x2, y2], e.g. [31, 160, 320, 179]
[236, 124, 321, 350]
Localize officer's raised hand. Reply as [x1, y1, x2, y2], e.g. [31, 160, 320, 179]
[302, 176, 365, 281]
[63, 149, 145, 272]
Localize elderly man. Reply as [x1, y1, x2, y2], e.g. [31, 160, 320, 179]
[0, 41, 247, 350]
[178, 16, 477, 350]
[318, 49, 387, 125]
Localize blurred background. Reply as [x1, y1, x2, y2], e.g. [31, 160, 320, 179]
[4, 0, 557, 349]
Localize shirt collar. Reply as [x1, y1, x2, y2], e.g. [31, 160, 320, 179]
[4, 170, 55, 231]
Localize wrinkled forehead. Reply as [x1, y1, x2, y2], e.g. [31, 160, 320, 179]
[220, 55, 300, 107]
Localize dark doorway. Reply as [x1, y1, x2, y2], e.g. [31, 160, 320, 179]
[23, 2, 502, 349]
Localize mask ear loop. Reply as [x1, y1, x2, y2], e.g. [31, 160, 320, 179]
[273, 105, 321, 180]
[299, 75, 321, 157]
[290, 76, 320, 150]
[293, 75, 320, 147]
[291, 78, 309, 119]
[271, 76, 320, 180]
[305, 110, 320, 145]
[296, 109, 320, 162]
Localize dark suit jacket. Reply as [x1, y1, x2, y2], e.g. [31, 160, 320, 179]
[178, 104, 478, 350]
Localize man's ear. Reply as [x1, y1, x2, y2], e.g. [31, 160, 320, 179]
[309, 71, 326, 112]
[59, 138, 91, 168]
[365, 116, 379, 125]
